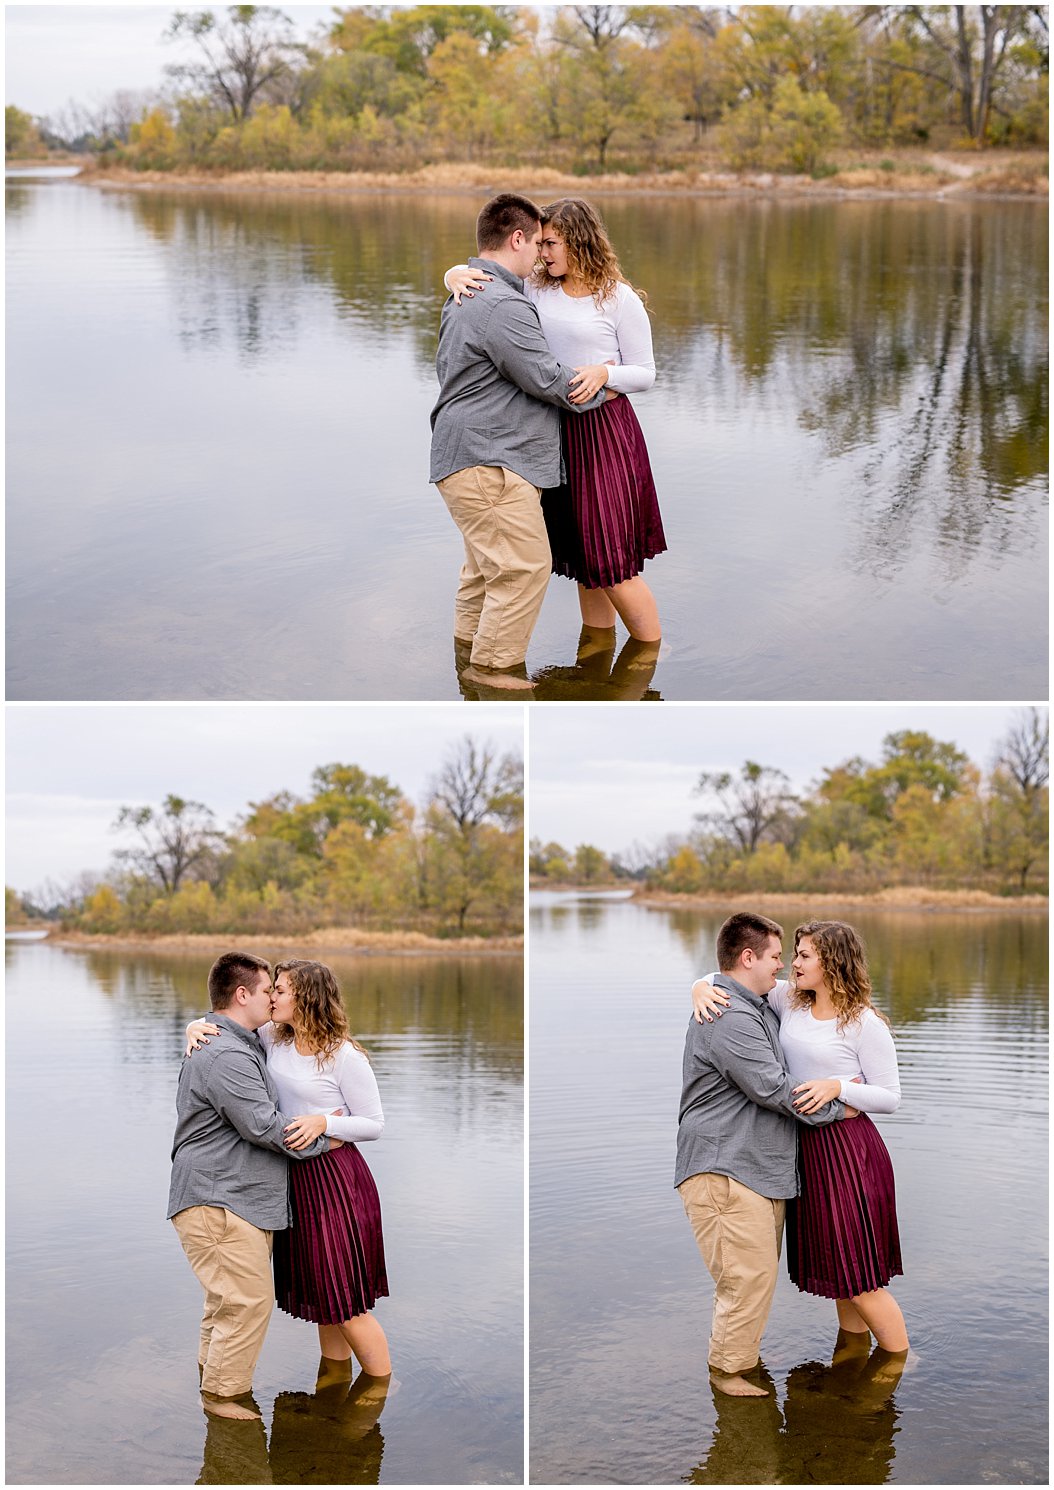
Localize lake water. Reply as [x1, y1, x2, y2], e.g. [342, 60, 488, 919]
[5, 940, 523, 1485]
[529, 892, 1048, 1485]
[6, 174, 1047, 701]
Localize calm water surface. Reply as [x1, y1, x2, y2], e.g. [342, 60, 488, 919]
[6, 176, 1047, 700]
[6, 941, 523, 1484]
[530, 893, 1047, 1484]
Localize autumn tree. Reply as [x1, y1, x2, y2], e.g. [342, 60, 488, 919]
[165, 6, 304, 123]
[986, 708, 1049, 889]
[113, 794, 225, 894]
[870, 5, 1047, 143]
[424, 737, 524, 931]
[694, 760, 800, 853]
[6, 105, 45, 157]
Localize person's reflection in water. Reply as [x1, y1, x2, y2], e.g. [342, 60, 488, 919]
[268, 1362, 391, 1485]
[530, 626, 662, 700]
[687, 1336, 907, 1485]
[196, 1365, 391, 1486]
[454, 636, 536, 700]
[197, 1394, 272, 1485]
[781, 1331, 907, 1486]
[688, 1361, 783, 1485]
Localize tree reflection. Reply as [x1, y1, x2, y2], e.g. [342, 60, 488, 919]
[116, 188, 1045, 585]
[655, 905, 1047, 1030]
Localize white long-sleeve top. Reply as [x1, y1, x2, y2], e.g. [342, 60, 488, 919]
[445, 268, 656, 394]
[696, 975, 901, 1115]
[255, 1022, 385, 1142]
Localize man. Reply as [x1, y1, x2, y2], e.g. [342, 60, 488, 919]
[430, 192, 611, 692]
[168, 951, 331, 1420]
[675, 912, 850, 1398]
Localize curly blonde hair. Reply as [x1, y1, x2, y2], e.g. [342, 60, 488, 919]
[789, 921, 891, 1033]
[530, 197, 648, 308]
[271, 959, 368, 1069]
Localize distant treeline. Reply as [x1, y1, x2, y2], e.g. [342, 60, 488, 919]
[9, 5, 1049, 176]
[7, 737, 522, 938]
[531, 713, 1048, 896]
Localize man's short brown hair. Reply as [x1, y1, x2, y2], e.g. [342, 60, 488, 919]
[476, 192, 542, 252]
[715, 912, 784, 972]
[207, 952, 271, 1011]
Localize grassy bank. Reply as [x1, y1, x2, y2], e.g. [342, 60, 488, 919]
[49, 927, 523, 956]
[80, 149, 1047, 200]
[632, 887, 1047, 914]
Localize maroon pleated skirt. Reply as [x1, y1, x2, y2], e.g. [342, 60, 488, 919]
[542, 396, 667, 589]
[274, 1143, 389, 1324]
[787, 1114, 903, 1300]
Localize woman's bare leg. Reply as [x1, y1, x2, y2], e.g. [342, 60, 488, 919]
[578, 583, 617, 627]
[603, 576, 661, 641]
[848, 1288, 909, 1352]
[836, 1298, 870, 1333]
[316, 1323, 354, 1385]
[337, 1312, 392, 1376]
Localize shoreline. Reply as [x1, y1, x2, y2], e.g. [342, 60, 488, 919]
[66, 153, 1048, 202]
[532, 885, 1046, 913]
[38, 928, 523, 957]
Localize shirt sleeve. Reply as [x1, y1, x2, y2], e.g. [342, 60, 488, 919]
[325, 1044, 385, 1143]
[484, 299, 606, 414]
[605, 285, 656, 394]
[708, 1010, 844, 1126]
[205, 1049, 330, 1161]
[837, 1014, 902, 1113]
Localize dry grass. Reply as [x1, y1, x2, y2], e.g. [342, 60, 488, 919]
[82, 153, 1047, 199]
[52, 927, 523, 955]
[634, 887, 1046, 913]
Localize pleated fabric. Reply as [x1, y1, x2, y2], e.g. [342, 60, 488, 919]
[542, 396, 667, 589]
[787, 1114, 903, 1300]
[274, 1143, 389, 1324]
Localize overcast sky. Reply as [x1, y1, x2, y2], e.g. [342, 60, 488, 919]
[528, 703, 1037, 856]
[6, 703, 525, 891]
[6, 4, 337, 119]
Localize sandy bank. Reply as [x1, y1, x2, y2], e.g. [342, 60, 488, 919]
[80, 151, 1047, 201]
[50, 927, 523, 956]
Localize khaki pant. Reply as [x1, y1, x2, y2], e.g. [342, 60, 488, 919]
[172, 1206, 274, 1399]
[437, 465, 551, 669]
[678, 1172, 786, 1374]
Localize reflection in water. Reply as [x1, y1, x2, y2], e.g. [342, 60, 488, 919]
[688, 1337, 906, 1485]
[532, 629, 662, 700]
[8, 184, 1046, 700]
[658, 905, 1048, 1032]
[124, 189, 1047, 589]
[452, 625, 662, 700]
[197, 1368, 390, 1485]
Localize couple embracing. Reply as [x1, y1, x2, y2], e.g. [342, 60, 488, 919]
[167, 952, 391, 1421]
[430, 192, 666, 692]
[678, 912, 909, 1399]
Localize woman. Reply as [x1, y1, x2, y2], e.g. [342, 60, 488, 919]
[692, 921, 909, 1352]
[445, 197, 666, 643]
[187, 959, 391, 1378]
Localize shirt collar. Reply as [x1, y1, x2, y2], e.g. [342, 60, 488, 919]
[713, 972, 771, 1007]
[211, 1013, 263, 1047]
[470, 255, 524, 294]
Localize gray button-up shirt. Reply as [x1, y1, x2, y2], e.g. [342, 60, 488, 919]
[429, 257, 606, 489]
[167, 1014, 329, 1231]
[675, 974, 845, 1200]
